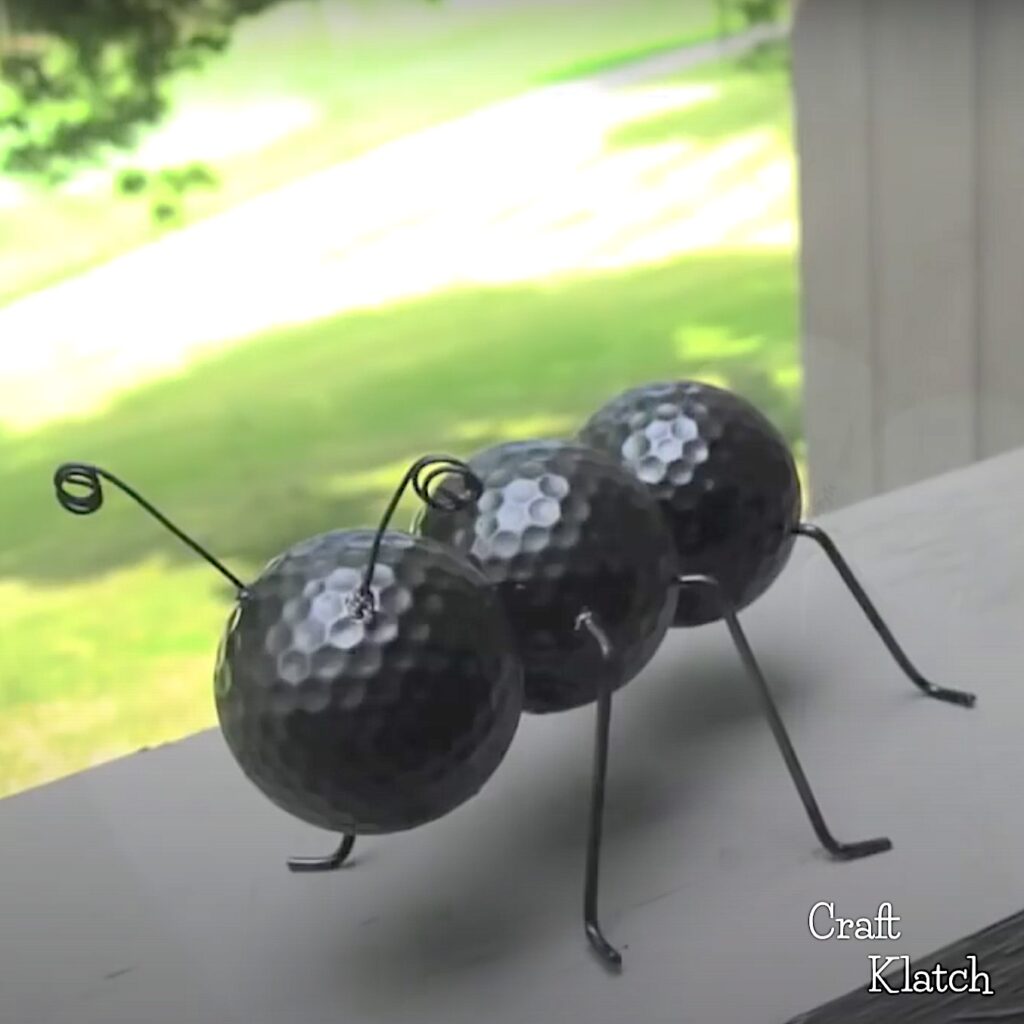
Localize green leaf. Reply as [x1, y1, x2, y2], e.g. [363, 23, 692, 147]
[116, 167, 149, 195]
[151, 198, 181, 224]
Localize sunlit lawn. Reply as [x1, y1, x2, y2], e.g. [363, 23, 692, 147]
[0, 48, 800, 796]
[0, 0, 741, 307]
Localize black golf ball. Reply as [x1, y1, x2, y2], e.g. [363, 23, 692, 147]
[214, 529, 523, 835]
[418, 439, 678, 714]
[579, 380, 801, 627]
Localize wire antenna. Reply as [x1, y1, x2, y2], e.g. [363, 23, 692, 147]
[352, 454, 482, 618]
[53, 462, 249, 594]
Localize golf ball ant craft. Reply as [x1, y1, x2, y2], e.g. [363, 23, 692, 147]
[53, 379, 977, 974]
[52, 456, 524, 860]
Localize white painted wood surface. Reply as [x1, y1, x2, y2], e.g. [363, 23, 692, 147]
[2, 446, 1023, 1024]
[793, 0, 1024, 512]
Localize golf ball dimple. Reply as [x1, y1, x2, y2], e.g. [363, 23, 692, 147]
[579, 380, 801, 627]
[419, 439, 678, 714]
[214, 529, 524, 834]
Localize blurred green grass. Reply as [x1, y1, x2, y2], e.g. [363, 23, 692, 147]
[609, 42, 792, 148]
[0, 0, 733, 307]
[0, 45, 800, 797]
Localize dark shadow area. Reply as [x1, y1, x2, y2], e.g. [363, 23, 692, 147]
[0, 248, 798, 588]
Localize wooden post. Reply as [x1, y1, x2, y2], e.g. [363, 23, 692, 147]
[792, 0, 1024, 512]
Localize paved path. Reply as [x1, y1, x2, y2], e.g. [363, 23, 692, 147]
[0, 23, 790, 431]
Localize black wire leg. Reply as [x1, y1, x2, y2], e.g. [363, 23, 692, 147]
[576, 611, 623, 970]
[678, 574, 892, 862]
[794, 523, 976, 708]
[287, 833, 356, 873]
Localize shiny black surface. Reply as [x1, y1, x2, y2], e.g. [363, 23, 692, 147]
[579, 380, 801, 627]
[418, 439, 678, 714]
[214, 529, 523, 835]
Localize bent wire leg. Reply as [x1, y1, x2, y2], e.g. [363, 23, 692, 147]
[287, 833, 357, 873]
[677, 574, 892, 862]
[794, 522, 976, 708]
[576, 610, 623, 970]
